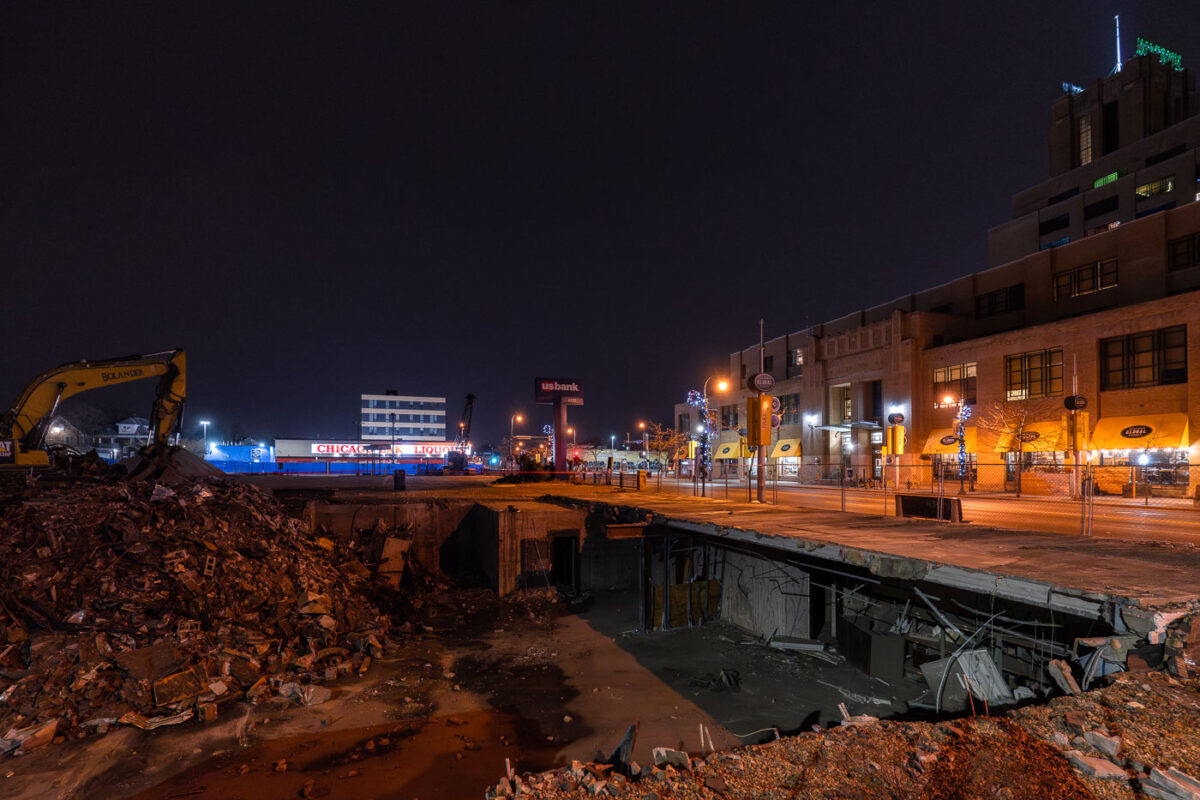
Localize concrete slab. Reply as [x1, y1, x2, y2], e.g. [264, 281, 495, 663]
[526, 486, 1200, 616]
[307, 477, 1200, 617]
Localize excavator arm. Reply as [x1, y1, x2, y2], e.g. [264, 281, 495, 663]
[1, 349, 186, 467]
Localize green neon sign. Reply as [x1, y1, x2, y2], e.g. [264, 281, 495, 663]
[1093, 170, 1126, 189]
[1135, 37, 1183, 71]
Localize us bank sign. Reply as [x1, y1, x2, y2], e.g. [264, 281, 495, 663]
[534, 378, 584, 406]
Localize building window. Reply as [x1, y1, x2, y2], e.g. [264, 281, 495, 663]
[932, 363, 976, 407]
[720, 404, 739, 430]
[1005, 348, 1063, 400]
[975, 284, 1025, 319]
[1083, 194, 1119, 219]
[1135, 176, 1174, 200]
[791, 348, 805, 368]
[1168, 233, 1200, 271]
[839, 387, 852, 422]
[1038, 214, 1070, 236]
[1053, 258, 1117, 299]
[1078, 117, 1092, 166]
[677, 413, 691, 433]
[1100, 325, 1187, 390]
[763, 355, 774, 372]
[779, 393, 801, 425]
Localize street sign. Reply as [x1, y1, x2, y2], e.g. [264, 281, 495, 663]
[770, 396, 781, 413]
[1064, 395, 1088, 411]
[771, 414, 781, 429]
[750, 373, 775, 392]
[887, 412, 905, 425]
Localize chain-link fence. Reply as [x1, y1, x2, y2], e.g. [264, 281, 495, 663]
[631, 459, 1199, 539]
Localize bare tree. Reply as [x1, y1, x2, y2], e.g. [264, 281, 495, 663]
[974, 398, 1057, 497]
[646, 422, 689, 486]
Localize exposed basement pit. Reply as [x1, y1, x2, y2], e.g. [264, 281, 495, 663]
[300, 488, 1195, 744]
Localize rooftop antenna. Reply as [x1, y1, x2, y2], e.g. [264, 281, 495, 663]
[1114, 14, 1122, 73]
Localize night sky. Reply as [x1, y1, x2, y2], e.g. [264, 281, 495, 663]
[4, 3, 1199, 447]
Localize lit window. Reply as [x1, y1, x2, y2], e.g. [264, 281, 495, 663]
[1078, 117, 1092, 166]
[932, 363, 976, 408]
[1135, 176, 1175, 199]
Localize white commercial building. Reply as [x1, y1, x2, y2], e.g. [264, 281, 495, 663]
[360, 390, 446, 441]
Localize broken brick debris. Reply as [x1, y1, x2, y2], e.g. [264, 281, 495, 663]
[494, 670, 1200, 799]
[0, 476, 392, 751]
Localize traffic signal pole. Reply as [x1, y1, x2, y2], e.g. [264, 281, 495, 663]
[756, 319, 766, 503]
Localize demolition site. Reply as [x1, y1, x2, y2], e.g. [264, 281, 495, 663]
[2, 462, 1200, 800]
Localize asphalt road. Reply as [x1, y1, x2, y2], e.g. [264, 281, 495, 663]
[652, 475, 1200, 543]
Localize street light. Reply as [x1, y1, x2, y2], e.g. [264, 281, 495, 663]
[567, 426, 576, 446]
[610, 434, 616, 461]
[199, 420, 211, 454]
[698, 376, 729, 496]
[943, 395, 972, 491]
[509, 414, 524, 467]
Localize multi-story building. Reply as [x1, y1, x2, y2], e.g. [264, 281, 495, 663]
[360, 391, 446, 441]
[678, 47, 1200, 497]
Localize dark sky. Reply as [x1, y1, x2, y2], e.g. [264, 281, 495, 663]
[4, 3, 1199, 447]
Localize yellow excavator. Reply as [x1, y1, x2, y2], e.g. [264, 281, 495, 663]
[0, 349, 186, 471]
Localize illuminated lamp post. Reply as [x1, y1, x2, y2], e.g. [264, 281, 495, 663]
[199, 420, 211, 456]
[688, 377, 729, 497]
[943, 395, 973, 492]
[509, 414, 523, 468]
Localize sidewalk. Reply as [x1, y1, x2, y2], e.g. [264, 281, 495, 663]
[656, 475, 1198, 510]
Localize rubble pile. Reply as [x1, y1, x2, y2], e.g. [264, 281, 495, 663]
[0, 478, 391, 754]
[493, 670, 1200, 799]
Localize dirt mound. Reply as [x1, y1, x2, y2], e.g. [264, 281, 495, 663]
[116, 446, 226, 483]
[0, 477, 391, 753]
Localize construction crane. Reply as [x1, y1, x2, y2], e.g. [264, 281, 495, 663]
[445, 393, 475, 473]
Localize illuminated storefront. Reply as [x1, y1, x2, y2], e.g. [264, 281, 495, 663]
[274, 439, 469, 463]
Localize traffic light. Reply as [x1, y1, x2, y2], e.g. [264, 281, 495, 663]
[886, 425, 907, 455]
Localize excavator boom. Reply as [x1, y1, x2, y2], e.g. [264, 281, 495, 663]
[1, 349, 186, 468]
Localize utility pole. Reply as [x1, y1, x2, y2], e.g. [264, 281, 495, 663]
[757, 318, 767, 503]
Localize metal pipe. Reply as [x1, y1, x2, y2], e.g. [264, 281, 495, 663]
[915, 587, 965, 641]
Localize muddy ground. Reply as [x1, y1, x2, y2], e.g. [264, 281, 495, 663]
[2, 586, 737, 799]
[7, 581, 1199, 800]
[3, 577, 935, 800]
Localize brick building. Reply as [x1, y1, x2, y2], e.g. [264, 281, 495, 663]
[678, 48, 1200, 497]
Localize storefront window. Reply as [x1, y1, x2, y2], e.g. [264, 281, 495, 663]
[1098, 450, 1188, 485]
